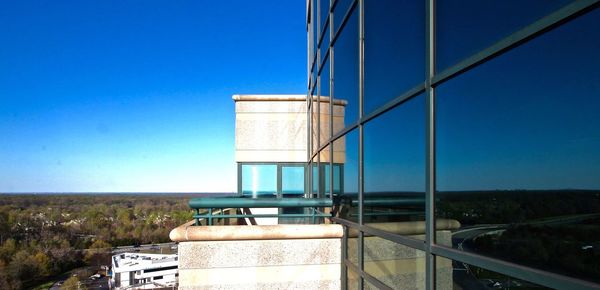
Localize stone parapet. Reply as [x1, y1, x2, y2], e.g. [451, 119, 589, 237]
[175, 224, 343, 290]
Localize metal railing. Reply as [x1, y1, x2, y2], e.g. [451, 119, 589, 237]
[189, 197, 333, 225]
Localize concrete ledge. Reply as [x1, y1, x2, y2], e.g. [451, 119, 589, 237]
[170, 223, 344, 242]
[232, 94, 347, 106]
[179, 239, 341, 268]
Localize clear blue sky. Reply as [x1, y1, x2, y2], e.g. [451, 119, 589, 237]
[0, 1, 307, 192]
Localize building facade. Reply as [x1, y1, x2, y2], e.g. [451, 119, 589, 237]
[307, 0, 600, 290]
[110, 253, 178, 289]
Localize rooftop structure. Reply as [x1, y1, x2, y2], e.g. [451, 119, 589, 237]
[110, 253, 178, 289]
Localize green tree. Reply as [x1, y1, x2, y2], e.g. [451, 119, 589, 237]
[85, 240, 111, 266]
[61, 276, 81, 290]
[0, 238, 17, 262]
[33, 251, 51, 277]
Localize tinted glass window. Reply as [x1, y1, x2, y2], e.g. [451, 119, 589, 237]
[333, 9, 359, 132]
[241, 164, 277, 197]
[281, 166, 304, 195]
[364, 95, 425, 234]
[436, 8, 600, 283]
[436, 0, 572, 71]
[364, 0, 425, 114]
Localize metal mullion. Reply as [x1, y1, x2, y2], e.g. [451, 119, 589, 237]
[358, 0, 365, 287]
[341, 225, 348, 290]
[332, 0, 358, 46]
[329, 1, 335, 203]
[431, 0, 599, 87]
[360, 83, 426, 126]
[344, 259, 393, 290]
[316, 49, 322, 200]
[425, 0, 436, 289]
[307, 89, 312, 199]
[432, 244, 600, 290]
[361, 224, 426, 251]
[277, 164, 282, 199]
[237, 163, 242, 196]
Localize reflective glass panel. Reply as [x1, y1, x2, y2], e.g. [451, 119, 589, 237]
[333, 9, 358, 133]
[281, 166, 304, 196]
[311, 89, 319, 155]
[334, 129, 358, 222]
[312, 156, 319, 197]
[436, 8, 600, 283]
[334, 0, 354, 32]
[241, 164, 277, 197]
[347, 265, 360, 290]
[436, 257, 549, 290]
[333, 163, 341, 195]
[320, 59, 331, 147]
[364, 95, 425, 236]
[364, 0, 425, 114]
[364, 236, 425, 290]
[436, 0, 572, 71]
[320, 0, 330, 33]
[320, 144, 332, 198]
[320, 25, 330, 64]
[312, 0, 318, 65]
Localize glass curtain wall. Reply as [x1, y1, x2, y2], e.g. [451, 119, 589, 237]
[308, 0, 600, 289]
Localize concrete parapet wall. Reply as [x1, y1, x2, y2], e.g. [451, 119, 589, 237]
[177, 235, 341, 289]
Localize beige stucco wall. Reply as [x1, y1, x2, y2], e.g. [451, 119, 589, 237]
[175, 224, 344, 290]
[234, 94, 345, 163]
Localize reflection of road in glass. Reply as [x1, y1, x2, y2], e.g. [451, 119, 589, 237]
[449, 214, 600, 289]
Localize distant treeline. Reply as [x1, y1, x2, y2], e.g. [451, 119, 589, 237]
[0, 193, 206, 289]
[437, 189, 600, 225]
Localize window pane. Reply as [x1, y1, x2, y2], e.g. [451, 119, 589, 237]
[320, 59, 331, 147]
[436, 0, 572, 71]
[312, 0, 318, 64]
[364, 0, 424, 114]
[333, 163, 341, 194]
[320, 25, 330, 65]
[436, 257, 549, 290]
[346, 264, 360, 290]
[333, 0, 354, 33]
[311, 90, 319, 155]
[333, 9, 358, 133]
[364, 236, 425, 290]
[241, 164, 277, 197]
[281, 166, 304, 195]
[364, 95, 425, 237]
[312, 157, 319, 197]
[436, 8, 600, 284]
[319, 144, 332, 198]
[334, 129, 358, 222]
[320, 0, 330, 33]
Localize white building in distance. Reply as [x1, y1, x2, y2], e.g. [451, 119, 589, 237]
[110, 252, 178, 289]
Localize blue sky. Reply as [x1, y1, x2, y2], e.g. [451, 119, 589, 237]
[0, 1, 307, 192]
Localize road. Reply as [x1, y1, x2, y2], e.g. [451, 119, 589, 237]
[450, 213, 600, 289]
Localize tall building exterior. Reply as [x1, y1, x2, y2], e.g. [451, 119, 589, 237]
[307, 0, 600, 290]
